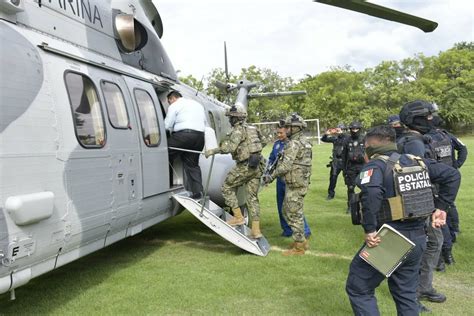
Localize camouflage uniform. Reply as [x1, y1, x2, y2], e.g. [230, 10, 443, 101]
[220, 122, 264, 221]
[273, 131, 312, 242]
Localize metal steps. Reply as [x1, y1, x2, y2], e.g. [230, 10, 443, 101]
[172, 194, 270, 256]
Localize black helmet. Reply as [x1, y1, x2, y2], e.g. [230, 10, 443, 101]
[399, 100, 432, 126]
[337, 123, 346, 129]
[349, 121, 362, 129]
[284, 113, 307, 128]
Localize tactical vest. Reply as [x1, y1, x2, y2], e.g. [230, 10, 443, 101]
[347, 137, 365, 163]
[427, 130, 453, 167]
[333, 136, 345, 159]
[375, 153, 435, 224]
[284, 135, 312, 187]
[233, 124, 262, 162]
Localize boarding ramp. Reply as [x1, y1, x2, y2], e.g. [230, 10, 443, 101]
[172, 194, 270, 256]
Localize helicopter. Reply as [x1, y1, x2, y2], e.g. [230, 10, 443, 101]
[0, 0, 438, 298]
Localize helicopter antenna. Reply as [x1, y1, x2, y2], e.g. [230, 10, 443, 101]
[224, 41, 229, 81]
[195, 75, 205, 96]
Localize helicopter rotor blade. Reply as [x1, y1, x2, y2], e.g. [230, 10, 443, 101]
[314, 0, 438, 33]
[214, 80, 228, 91]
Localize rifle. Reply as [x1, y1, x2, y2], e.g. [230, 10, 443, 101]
[260, 151, 282, 189]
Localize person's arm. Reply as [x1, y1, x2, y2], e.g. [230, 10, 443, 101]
[357, 162, 385, 234]
[321, 134, 336, 143]
[450, 134, 468, 168]
[164, 104, 177, 131]
[273, 141, 297, 178]
[425, 159, 461, 211]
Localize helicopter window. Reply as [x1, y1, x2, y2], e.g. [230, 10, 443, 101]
[65, 72, 106, 148]
[101, 81, 129, 129]
[134, 89, 160, 147]
[208, 111, 216, 130]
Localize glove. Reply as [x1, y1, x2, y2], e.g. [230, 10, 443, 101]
[262, 174, 273, 185]
[205, 148, 220, 158]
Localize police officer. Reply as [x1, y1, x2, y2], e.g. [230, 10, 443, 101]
[342, 121, 365, 213]
[398, 100, 448, 304]
[321, 123, 347, 200]
[205, 106, 265, 239]
[387, 114, 405, 140]
[263, 114, 313, 255]
[426, 107, 468, 271]
[345, 125, 460, 316]
[268, 124, 311, 238]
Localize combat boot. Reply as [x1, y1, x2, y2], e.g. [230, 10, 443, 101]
[226, 207, 245, 226]
[250, 221, 263, 239]
[289, 236, 310, 250]
[436, 255, 446, 272]
[283, 242, 305, 256]
[442, 247, 455, 265]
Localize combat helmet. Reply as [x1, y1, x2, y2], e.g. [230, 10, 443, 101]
[283, 113, 307, 129]
[225, 105, 247, 118]
[399, 100, 432, 126]
[337, 123, 347, 130]
[348, 121, 362, 129]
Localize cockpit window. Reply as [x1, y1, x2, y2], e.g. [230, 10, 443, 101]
[134, 89, 160, 146]
[101, 81, 129, 129]
[65, 72, 106, 148]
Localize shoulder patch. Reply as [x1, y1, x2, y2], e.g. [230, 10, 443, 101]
[360, 169, 373, 184]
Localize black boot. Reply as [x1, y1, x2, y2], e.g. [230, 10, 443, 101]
[436, 255, 446, 272]
[442, 247, 455, 265]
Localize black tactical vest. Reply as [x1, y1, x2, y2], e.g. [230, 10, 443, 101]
[427, 130, 453, 167]
[376, 153, 435, 224]
[347, 136, 365, 163]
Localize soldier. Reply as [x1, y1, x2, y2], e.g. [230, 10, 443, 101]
[263, 114, 313, 255]
[342, 121, 365, 213]
[345, 125, 460, 316]
[205, 106, 265, 238]
[321, 123, 347, 200]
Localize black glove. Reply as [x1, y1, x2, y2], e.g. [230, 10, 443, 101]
[262, 174, 273, 185]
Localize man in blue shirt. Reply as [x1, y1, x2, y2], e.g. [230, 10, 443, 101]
[268, 125, 311, 238]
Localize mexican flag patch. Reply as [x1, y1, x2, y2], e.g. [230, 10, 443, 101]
[360, 169, 373, 184]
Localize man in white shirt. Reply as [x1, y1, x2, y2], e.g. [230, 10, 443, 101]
[165, 91, 207, 199]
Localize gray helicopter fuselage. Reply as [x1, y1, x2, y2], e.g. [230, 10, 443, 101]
[0, 0, 237, 294]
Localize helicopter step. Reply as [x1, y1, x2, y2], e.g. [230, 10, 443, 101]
[172, 194, 270, 256]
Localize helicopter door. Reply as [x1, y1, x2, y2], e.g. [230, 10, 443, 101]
[123, 77, 169, 198]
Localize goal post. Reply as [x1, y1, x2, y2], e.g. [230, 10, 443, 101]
[251, 118, 321, 145]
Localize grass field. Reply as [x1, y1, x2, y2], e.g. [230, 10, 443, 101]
[1, 137, 473, 315]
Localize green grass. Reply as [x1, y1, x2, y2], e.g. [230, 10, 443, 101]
[1, 137, 473, 315]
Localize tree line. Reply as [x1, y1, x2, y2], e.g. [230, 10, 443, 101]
[179, 42, 473, 132]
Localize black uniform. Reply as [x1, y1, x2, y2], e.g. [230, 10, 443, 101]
[346, 151, 460, 316]
[321, 133, 347, 198]
[425, 128, 467, 268]
[342, 133, 366, 210]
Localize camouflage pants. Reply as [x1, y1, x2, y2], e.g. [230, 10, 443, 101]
[283, 185, 308, 242]
[222, 162, 263, 221]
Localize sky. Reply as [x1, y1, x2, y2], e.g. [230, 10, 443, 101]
[152, 0, 473, 81]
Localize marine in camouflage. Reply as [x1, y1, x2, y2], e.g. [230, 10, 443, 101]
[273, 130, 312, 242]
[219, 121, 264, 220]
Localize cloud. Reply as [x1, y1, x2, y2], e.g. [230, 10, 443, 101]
[154, 0, 473, 80]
